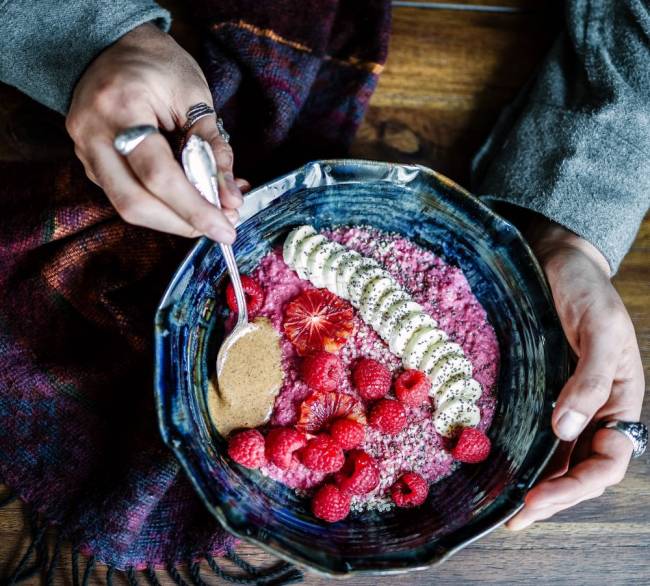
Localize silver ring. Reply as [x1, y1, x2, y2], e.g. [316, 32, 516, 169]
[601, 420, 648, 458]
[183, 102, 215, 132]
[215, 116, 230, 143]
[114, 125, 159, 156]
[183, 102, 230, 143]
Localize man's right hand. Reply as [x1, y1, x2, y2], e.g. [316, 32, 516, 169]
[66, 22, 246, 243]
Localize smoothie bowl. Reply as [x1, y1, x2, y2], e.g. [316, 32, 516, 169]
[154, 160, 570, 576]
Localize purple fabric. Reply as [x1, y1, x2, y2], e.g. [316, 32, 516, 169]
[0, 0, 390, 570]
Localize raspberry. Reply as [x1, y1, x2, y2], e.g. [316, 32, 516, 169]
[265, 428, 307, 470]
[227, 429, 266, 469]
[302, 352, 343, 393]
[451, 428, 491, 463]
[334, 450, 380, 495]
[299, 434, 345, 473]
[226, 275, 264, 316]
[329, 418, 365, 450]
[368, 399, 407, 435]
[311, 484, 351, 523]
[352, 358, 392, 401]
[395, 369, 431, 407]
[390, 472, 428, 508]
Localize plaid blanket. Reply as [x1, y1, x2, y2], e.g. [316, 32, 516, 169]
[0, 0, 389, 578]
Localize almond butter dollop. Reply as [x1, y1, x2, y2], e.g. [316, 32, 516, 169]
[208, 317, 283, 436]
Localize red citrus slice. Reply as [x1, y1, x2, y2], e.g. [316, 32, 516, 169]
[283, 289, 354, 356]
[297, 391, 366, 433]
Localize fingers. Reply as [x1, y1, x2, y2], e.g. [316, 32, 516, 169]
[184, 114, 243, 210]
[552, 331, 621, 441]
[507, 487, 604, 531]
[88, 144, 201, 237]
[506, 424, 633, 531]
[125, 132, 236, 244]
[236, 178, 252, 193]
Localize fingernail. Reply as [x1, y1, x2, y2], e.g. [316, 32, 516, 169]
[556, 410, 588, 441]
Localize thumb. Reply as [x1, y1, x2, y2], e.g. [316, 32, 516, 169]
[552, 332, 619, 441]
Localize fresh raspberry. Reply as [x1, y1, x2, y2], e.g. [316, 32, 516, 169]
[227, 429, 266, 469]
[265, 428, 307, 470]
[299, 434, 345, 473]
[334, 450, 380, 495]
[311, 484, 351, 523]
[329, 418, 365, 450]
[352, 358, 392, 401]
[226, 275, 264, 316]
[395, 369, 431, 407]
[451, 428, 491, 463]
[302, 352, 343, 393]
[390, 472, 428, 508]
[368, 399, 407, 435]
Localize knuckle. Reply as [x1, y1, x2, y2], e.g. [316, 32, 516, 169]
[139, 163, 168, 192]
[114, 198, 144, 225]
[91, 76, 147, 113]
[65, 114, 83, 140]
[213, 142, 234, 168]
[579, 375, 611, 401]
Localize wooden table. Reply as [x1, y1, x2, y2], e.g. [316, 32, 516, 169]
[1, 1, 648, 584]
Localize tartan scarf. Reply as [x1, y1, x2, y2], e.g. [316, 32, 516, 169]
[0, 0, 390, 579]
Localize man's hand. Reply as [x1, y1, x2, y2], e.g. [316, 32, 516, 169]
[507, 222, 645, 530]
[66, 23, 245, 243]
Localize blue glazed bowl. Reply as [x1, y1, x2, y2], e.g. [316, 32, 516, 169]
[154, 160, 570, 577]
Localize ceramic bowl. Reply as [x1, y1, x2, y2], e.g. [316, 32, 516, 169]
[154, 160, 570, 577]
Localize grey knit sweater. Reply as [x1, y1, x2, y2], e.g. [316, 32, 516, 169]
[0, 0, 648, 272]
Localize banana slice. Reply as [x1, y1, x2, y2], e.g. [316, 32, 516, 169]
[322, 248, 351, 293]
[433, 398, 480, 437]
[419, 340, 463, 378]
[348, 265, 386, 307]
[293, 234, 327, 279]
[389, 311, 437, 356]
[434, 376, 482, 407]
[370, 288, 409, 331]
[283, 225, 316, 266]
[377, 299, 422, 340]
[402, 326, 448, 370]
[429, 353, 473, 392]
[334, 253, 366, 300]
[359, 276, 395, 322]
[306, 241, 343, 288]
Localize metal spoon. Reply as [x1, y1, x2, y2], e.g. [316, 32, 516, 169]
[182, 135, 255, 375]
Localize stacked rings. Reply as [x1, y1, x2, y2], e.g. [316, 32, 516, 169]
[183, 102, 230, 143]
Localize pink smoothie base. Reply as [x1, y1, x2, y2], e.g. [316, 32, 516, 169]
[240, 226, 499, 512]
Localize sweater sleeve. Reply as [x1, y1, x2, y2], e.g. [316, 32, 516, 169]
[471, 0, 650, 274]
[0, 0, 171, 115]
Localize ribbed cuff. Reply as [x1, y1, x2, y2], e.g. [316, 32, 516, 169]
[0, 0, 171, 114]
[477, 102, 650, 274]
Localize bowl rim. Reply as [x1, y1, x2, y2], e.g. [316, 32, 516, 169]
[154, 159, 568, 577]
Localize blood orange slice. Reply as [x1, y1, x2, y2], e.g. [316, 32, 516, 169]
[283, 289, 354, 355]
[297, 391, 366, 433]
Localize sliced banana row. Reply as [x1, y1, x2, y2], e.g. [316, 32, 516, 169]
[283, 226, 483, 437]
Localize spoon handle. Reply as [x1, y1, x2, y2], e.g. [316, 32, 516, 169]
[182, 136, 248, 326]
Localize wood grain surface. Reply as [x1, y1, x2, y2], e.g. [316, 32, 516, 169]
[1, 1, 648, 585]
